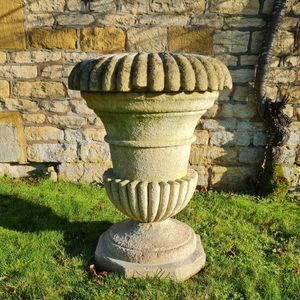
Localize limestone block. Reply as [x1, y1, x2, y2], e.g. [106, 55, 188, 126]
[210, 131, 234, 146]
[27, 143, 77, 163]
[81, 27, 125, 53]
[238, 147, 264, 164]
[280, 86, 300, 104]
[292, 0, 300, 14]
[138, 15, 189, 26]
[127, 27, 167, 52]
[100, 14, 136, 26]
[210, 166, 257, 191]
[80, 142, 110, 163]
[29, 29, 77, 49]
[28, 0, 65, 12]
[233, 86, 255, 102]
[220, 103, 256, 119]
[284, 56, 300, 67]
[191, 16, 224, 28]
[4, 99, 39, 112]
[253, 132, 267, 146]
[230, 69, 255, 83]
[70, 100, 94, 115]
[13, 81, 66, 98]
[200, 118, 237, 131]
[25, 126, 64, 142]
[279, 17, 300, 30]
[224, 17, 265, 28]
[90, 0, 117, 13]
[0, 52, 7, 64]
[268, 69, 296, 84]
[194, 130, 209, 145]
[83, 128, 106, 142]
[0, 80, 10, 99]
[58, 162, 111, 182]
[240, 55, 258, 66]
[55, 14, 95, 26]
[215, 54, 238, 67]
[64, 129, 83, 142]
[22, 114, 46, 124]
[190, 145, 238, 166]
[280, 147, 296, 165]
[66, 0, 82, 11]
[0, 112, 26, 162]
[213, 31, 249, 53]
[40, 100, 69, 113]
[41, 65, 73, 80]
[0, 66, 37, 79]
[116, 0, 149, 14]
[150, 0, 205, 14]
[48, 115, 87, 128]
[0, 163, 48, 178]
[192, 165, 208, 187]
[211, 0, 259, 15]
[168, 27, 213, 54]
[33, 51, 62, 63]
[0, 1, 26, 49]
[27, 13, 55, 27]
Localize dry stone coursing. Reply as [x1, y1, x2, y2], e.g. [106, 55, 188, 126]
[0, 0, 298, 193]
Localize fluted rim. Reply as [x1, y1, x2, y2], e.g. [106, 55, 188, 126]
[68, 52, 232, 93]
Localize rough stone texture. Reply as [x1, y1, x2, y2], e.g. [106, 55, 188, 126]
[0, 1, 26, 49]
[25, 126, 64, 142]
[29, 29, 77, 49]
[213, 31, 250, 53]
[81, 27, 125, 52]
[168, 27, 213, 54]
[69, 53, 232, 92]
[0, 163, 48, 178]
[0, 80, 10, 99]
[0, 112, 26, 162]
[127, 27, 167, 52]
[13, 82, 66, 98]
[211, 0, 260, 15]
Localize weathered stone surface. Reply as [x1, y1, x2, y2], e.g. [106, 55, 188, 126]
[64, 129, 83, 142]
[0, 112, 26, 162]
[69, 53, 232, 92]
[41, 65, 73, 80]
[211, 0, 259, 15]
[215, 54, 238, 66]
[40, 100, 69, 113]
[0, 52, 7, 64]
[192, 165, 208, 187]
[284, 56, 300, 67]
[58, 162, 111, 183]
[239, 147, 264, 164]
[4, 99, 39, 112]
[240, 55, 258, 66]
[191, 15, 223, 28]
[27, 143, 77, 162]
[233, 86, 255, 102]
[210, 166, 257, 191]
[12, 51, 62, 63]
[29, 29, 77, 49]
[220, 103, 256, 119]
[13, 81, 66, 98]
[48, 115, 87, 128]
[0, 66, 37, 79]
[127, 27, 167, 52]
[27, 13, 55, 27]
[90, 0, 117, 13]
[253, 132, 267, 146]
[139, 15, 189, 26]
[28, 0, 65, 12]
[25, 126, 64, 142]
[70, 100, 94, 115]
[23, 114, 46, 124]
[213, 31, 249, 53]
[80, 142, 110, 163]
[190, 145, 238, 166]
[81, 27, 125, 53]
[230, 68, 255, 83]
[168, 27, 213, 54]
[83, 128, 106, 142]
[194, 130, 210, 145]
[0, 1, 26, 49]
[150, 0, 205, 14]
[0, 163, 48, 178]
[268, 69, 297, 84]
[224, 17, 265, 28]
[55, 14, 95, 26]
[200, 118, 237, 131]
[100, 14, 136, 26]
[210, 131, 234, 146]
[0, 80, 10, 99]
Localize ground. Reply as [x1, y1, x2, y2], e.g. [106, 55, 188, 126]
[0, 176, 299, 300]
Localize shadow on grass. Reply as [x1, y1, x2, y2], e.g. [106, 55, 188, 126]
[0, 193, 112, 263]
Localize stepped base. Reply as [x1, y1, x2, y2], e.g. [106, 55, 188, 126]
[95, 219, 206, 281]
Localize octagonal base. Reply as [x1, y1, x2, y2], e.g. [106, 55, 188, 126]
[95, 219, 206, 281]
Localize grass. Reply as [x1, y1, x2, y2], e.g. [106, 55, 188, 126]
[0, 176, 299, 300]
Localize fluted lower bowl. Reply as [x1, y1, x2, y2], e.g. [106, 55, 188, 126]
[103, 168, 198, 222]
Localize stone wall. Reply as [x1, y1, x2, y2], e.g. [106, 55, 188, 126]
[0, 0, 299, 193]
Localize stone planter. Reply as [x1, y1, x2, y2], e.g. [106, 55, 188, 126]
[69, 52, 232, 281]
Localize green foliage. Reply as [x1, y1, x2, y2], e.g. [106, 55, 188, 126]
[0, 176, 299, 300]
[261, 164, 291, 202]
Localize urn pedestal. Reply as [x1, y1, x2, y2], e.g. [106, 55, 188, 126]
[69, 52, 232, 281]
